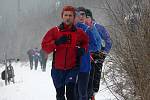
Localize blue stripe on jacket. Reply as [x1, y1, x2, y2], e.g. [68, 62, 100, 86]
[76, 22, 101, 72]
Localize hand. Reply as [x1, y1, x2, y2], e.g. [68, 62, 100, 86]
[99, 51, 107, 59]
[55, 35, 69, 46]
[77, 48, 85, 57]
[92, 51, 107, 59]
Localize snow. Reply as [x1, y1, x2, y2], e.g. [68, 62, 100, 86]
[0, 61, 116, 100]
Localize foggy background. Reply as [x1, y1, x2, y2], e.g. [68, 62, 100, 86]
[0, 0, 111, 60]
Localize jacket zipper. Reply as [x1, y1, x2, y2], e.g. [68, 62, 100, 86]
[64, 47, 68, 70]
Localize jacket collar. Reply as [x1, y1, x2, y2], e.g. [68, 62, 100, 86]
[58, 23, 77, 32]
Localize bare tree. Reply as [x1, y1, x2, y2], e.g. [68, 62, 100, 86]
[102, 0, 150, 99]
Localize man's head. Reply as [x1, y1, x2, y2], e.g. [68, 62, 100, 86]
[85, 9, 93, 26]
[61, 6, 76, 25]
[75, 7, 87, 23]
[85, 9, 93, 20]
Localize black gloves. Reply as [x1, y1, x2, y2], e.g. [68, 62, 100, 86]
[55, 35, 69, 46]
[92, 51, 106, 59]
[99, 52, 107, 59]
[76, 48, 85, 67]
[77, 48, 85, 57]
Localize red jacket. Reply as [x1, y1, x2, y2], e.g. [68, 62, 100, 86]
[41, 23, 88, 70]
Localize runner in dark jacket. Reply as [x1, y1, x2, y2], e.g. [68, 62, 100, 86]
[27, 49, 34, 70]
[39, 49, 48, 72]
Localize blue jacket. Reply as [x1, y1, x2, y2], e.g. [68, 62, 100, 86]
[90, 22, 102, 51]
[76, 22, 99, 52]
[94, 22, 112, 53]
[76, 22, 100, 72]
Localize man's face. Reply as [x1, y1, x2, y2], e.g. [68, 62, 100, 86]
[62, 11, 75, 25]
[76, 11, 86, 23]
[85, 16, 92, 26]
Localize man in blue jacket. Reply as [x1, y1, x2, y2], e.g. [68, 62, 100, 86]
[85, 9, 112, 100]
[75, 7, 101, 100]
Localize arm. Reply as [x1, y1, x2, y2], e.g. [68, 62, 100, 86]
[76, 23, 97, 52]
[86, 28, 99, 52]
[41, 27, 57, 54]
[96, 24, 112, 53]
[78, 29, 89, 52]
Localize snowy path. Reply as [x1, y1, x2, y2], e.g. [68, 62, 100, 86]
[0, 61, 115, 100]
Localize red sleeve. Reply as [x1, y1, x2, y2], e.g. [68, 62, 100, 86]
[41, 27, 57, 54]
[78, 29, 89, 52]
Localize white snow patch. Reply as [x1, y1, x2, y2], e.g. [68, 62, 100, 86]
[0, 61, 116, 100]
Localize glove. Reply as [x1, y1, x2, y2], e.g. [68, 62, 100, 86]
[92, 51, 106, 59]
[92, 52, 100, 58]
[55, 35, 69, 46]
[98, 51, 107, 59]
[77, 48, 85, 57]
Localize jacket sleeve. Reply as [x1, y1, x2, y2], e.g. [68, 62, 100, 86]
[86, 28, 99, 52]
[41, 27, 57, 54]
[95, 24, 112, 53]
[78, 29, 89, 52]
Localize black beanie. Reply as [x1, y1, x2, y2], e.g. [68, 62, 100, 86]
[85, 9, 93, 20]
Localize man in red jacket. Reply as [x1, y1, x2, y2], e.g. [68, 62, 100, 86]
[41, 6, 88, 100]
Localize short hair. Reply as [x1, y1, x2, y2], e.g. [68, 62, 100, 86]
[76, 7, 86, 13]
[85, 9, 94, 20]
[61, 5, 76, 17]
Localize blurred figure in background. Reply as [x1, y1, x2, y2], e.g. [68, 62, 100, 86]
[39, 49, 48, 72]
[7, 60, 15, 83]
[27, 48, 34, 70]
[33, 48, 40, 70]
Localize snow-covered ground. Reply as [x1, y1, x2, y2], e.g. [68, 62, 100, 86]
[0, 61, 115, 100]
